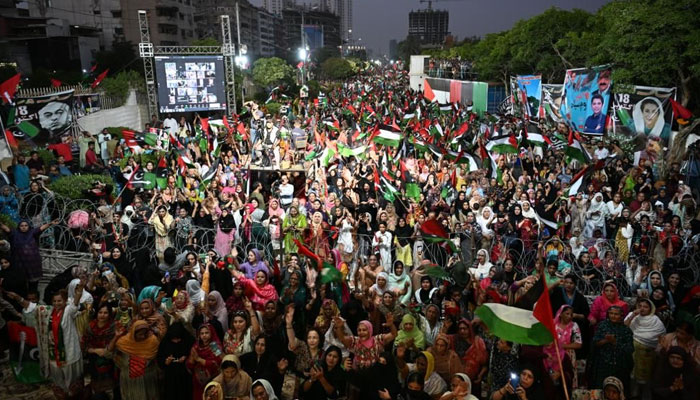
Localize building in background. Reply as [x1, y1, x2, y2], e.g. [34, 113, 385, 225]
[263, 0, 294, 16]
[193, 0, 283, 58]
[121, 0, 195, 47]
[389, 39, 398, 59]
[282, 6, 341, 55]
[0, 0, 124, 73]
[408, 8, 449, 47]
[313, 0, 352, 43]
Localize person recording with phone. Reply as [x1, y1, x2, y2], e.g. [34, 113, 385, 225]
[491, 365, 544, 400]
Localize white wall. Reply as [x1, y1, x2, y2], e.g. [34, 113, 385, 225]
[76, 90, 147, 134]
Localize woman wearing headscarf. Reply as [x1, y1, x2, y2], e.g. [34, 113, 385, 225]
[588, 306, 634, 390]
[206, 290, 229, 333]
[491, 364, 545, 400]
[82, 303, 115, 396]
[283, 205, 307, 253]
[396, 347, 448, 398]
[215, 208, 237, 257]
[415, 276, 439, 307]
[651, 346, 699, 400]
[187, 323, 225, 400]
[584, 193, 607, 238]
[187, 279, 206, 308]
[109, 320, 162, 399]
[588, 282, 629, 327]
[369, 271, 391, 305]
[251, 379, 279, 400]
[280, 269, 307, 324]
[394, 314, 426, 356]
[136, 297, 168, 340]
[1, 218, 57, 292]
[543, 305, 582, 388]
[470, 249, 492, 280]
[333, 314, 397, 370]
[395, 216, 414, 267]
[624, 298, 666, 397]
[452, 319, 488, 394]
[212, 354, 253, 400]
[168, 290, 195, 332]
[389, 261, 413, 306]
[428, 333, 463, 383]
[656, 321, 700, 367]
[231, 269, 279, 311]
[440, 373, 478, 400]
[300, 345, 345, 399]
[239, 249, 270, 279]
[157, 322, 194, 400]
[149, 205, 174, 262]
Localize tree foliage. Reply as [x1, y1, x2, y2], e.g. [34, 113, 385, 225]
[422, 1, 700, 108]
[95, 41, 139, 74]
[190, 37, 220, 46]
[321, 57, 355, 80]
[100, 70, 145, 106]
[252, 57, 295, 90]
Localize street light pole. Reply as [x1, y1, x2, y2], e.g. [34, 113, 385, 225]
[301, 11, 305, 86]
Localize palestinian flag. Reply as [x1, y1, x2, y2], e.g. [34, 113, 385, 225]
[323, 119, 340, 132]
[337, 143, 367, 159]
[372, 124, 402, 147]
[420, 219, 457, 253]
[474, 302, 554, 345]
[564, 138, 590, 164]
[200, 159, 219, 188]
[486, 135, 518, 155]
[156, 157, 169, 189]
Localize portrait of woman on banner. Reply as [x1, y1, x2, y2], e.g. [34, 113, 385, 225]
[632, 96, 671, 142]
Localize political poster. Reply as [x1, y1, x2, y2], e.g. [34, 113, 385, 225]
[11, 89, 75, 146]
[542, 84, 563, 124]
[515, 75, 542, 118]
[560, 66, 612, 136]
[609, 85, 675, 144]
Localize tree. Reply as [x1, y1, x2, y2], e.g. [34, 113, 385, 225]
[252, 57, 294, 90]
[396, 35, 422, 64]
[321, 57, 354, 80]
[594, 0, 700, 106]
[94, 41, 139, 73]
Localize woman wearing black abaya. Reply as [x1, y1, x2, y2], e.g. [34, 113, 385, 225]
[351, 350, 402, 400]
[157, 322, 194, 400]
[651, 346, 699, 400]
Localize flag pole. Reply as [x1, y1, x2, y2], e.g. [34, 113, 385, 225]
[553, 338, 570, 400]
[112, 165, 139, 207]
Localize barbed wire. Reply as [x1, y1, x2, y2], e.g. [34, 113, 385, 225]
[3, 189, 698, 297]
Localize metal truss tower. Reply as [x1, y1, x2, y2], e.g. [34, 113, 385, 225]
[138, 11, 237, 118]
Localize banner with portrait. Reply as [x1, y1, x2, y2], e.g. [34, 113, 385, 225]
[11, 89, 75, 146]
[542, 84, 563, 124]
[559, 66, 612, 136]
[515, 74, 542, 118]
[609, 85, 675, 144]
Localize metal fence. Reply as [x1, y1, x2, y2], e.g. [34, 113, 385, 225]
[5, 188, 698, 297]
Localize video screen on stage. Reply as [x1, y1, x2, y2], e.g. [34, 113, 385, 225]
[154, 55, 226, 113]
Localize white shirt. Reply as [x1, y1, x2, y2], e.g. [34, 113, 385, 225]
[594, 147, 609, 160]
[163, 117, 178, 135]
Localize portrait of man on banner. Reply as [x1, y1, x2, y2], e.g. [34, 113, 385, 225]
[560, 66, 613, 136]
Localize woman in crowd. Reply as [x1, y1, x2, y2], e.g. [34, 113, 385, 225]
[223, 299, 260, 357]
[589, 282, 629, 326]
[625, 298, 666, 398]
[187, 323, 225, 399]
[300, 345, 345, 399]
[428, 333, 463, 383]
[212, 354, 253, 400]
[110, 320, 162, 399]
[651, 346, 699, 400]
[157, 322, 194, 400]
[588, 306, 634, 390]
[440, 373, 478, 400]
[83, 303, 116, 396]
[544, 305, 582, 388]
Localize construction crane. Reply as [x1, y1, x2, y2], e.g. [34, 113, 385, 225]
[419, 0, 464, 10]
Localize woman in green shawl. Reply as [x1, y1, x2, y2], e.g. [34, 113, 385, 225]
[588, 305, 634, 391]
[394, 313, 426, 358]
[282, 205, 307, 253]
[280, 269, 308, 329]
[388, 261, 413, 306]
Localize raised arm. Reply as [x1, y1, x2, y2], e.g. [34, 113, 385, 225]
[333, 316, 354, 349]
[382, 312, 398, 344]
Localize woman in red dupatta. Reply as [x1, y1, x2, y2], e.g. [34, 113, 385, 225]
[232, 269, 279, 311]
[187, 323, 224, 400]
[451, 318, 488, 394]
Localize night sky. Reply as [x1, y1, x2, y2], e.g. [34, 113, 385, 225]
[252, 0, 612, 56]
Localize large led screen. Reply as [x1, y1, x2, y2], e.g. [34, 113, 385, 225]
[155, 55, 226, 113]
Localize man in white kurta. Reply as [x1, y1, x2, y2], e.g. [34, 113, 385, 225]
[373, 222, 393, 270]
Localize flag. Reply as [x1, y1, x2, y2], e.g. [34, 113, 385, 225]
[91, 69, 109, 89]
[50, 78, 62, 88]
[337, 143, 367, 159]
[236, 122, 248, 140]
[474, 303, 554, 345]
[90, 64, 98, 73]
[533, 275, 557, 340]
[122, 130, 158, 151]
[200, 118, 209, 136]
[423, 79, 436, 102]
[200, 159, 219, 188]
[670, 98, 693, 125]
[372, 124, 402, 147]
[564, 138, 590, 164]
[125, 165, 140, 189]
[156, 157, 169, 189]
[320, 146, 336, 167]
[293, 239, 323, 271]
[0, 74, 21, 104]
[405, 183, 421, 201]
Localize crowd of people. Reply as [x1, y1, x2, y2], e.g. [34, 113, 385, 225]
[0, 63, 699, 400]
[426, 58, 474, 81]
